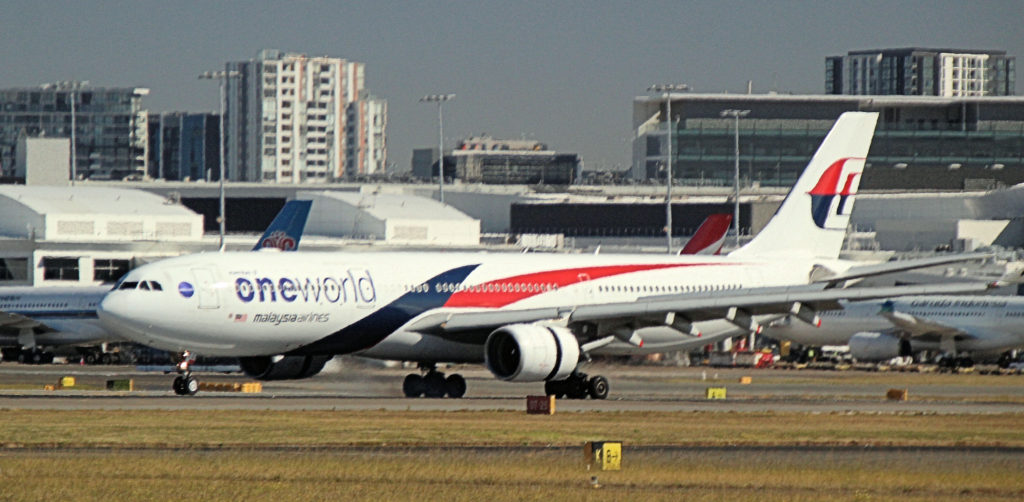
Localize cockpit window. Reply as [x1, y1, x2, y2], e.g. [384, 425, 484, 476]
[117, 280, 164, 291]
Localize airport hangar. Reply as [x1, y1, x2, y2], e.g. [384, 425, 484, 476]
[0, 185, 481, 288]
[3, 180, 1024, 289]
[130, 180, 1024, 253]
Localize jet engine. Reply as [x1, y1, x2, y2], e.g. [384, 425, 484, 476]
[484, 324, 580, 382]
[848, 332, 912, 361]
[238, 355, 332, 380]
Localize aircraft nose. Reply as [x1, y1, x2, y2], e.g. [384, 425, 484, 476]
[97, 292, 141, 337]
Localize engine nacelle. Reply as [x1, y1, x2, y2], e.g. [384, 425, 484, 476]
[485, 324, 580, 382]
[238, 355, 332, 380]
[848, 332, 912, 361]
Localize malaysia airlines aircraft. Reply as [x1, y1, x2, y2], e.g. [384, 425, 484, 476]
[766, 295, 1024, 366]
[98, 112, 1002, 398]
[0, 200, 312, 364]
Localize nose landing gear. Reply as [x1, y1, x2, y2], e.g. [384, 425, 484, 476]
[172, 351, 199, 396]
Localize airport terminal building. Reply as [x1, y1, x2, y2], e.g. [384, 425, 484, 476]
[632, 93, 1024, 190]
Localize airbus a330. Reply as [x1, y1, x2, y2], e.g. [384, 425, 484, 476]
[98, 112, 1004, 397]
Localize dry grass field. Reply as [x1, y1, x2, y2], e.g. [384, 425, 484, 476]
[2, 446, 1023, 501]
[2, 409, 1024, 448]
[2, 409, 1024, 501]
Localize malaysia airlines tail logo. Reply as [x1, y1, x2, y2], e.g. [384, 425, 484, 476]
[808, 157, 864, 229]
[260, 230, 297, 251]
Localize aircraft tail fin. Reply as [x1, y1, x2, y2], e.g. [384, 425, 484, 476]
[730, 112, 878, 259]
[680, 213, 732, 255]
[252, 200, 312, 251]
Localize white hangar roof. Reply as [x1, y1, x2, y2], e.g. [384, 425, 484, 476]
[298, 191, 480, 246]
[305, 191, 477, 221]
[0, 185, 203, 241]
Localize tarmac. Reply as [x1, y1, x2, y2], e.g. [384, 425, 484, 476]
[2, 358, 1023, 413]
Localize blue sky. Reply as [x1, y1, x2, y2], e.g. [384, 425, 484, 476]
[3, 1, 1021, 171]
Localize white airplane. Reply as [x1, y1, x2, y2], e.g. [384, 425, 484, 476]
[0, 200, 313, 364]
[766, 295, 1024, 367]
[97, 112, 1002, 397]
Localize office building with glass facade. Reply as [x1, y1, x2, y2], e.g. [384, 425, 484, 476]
[632, 93, 1024, 190]
[0, 84, 150, 180]
[148, 112, 219, 181]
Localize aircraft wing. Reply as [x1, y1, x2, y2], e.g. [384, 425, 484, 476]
[814, 252, 995, 287]
[0, 310, 47, 331]
[405, 281, 996, 342]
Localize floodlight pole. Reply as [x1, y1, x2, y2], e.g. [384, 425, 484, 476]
[199, 70, 240, 251]
[647, 84, 689, 254]
[420, 94, 455, 204]
[64, 80, 88, 185]
[720, 109, 750, 249]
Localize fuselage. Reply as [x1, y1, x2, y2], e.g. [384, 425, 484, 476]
[98, 250, 838, 358]
[0, 286, 113, 347]
[766, 296, 1024, 356]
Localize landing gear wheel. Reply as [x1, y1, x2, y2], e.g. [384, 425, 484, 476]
[445, 374, 466, 399]
[423, 372, 447, 398]
[171, 351, 198, 396]
[404, 364, 467, 398]
[544, 380, 565, 398]
[587, 375, 609, 400]
[546, 372, 607, 399]
[998, 352, 1013, 369]
[403, 374, 424, 398]
[565, 372, 590, 399]
[172, 376, 186, 395]
[184, 376, 199, 395]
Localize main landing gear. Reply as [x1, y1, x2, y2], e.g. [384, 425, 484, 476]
[544, 371, 609, 400]
[16, 348, 54, 365]
[403, 363, 466, 398]
[938, 355, 974, 370]
[172, 351, 199, 396]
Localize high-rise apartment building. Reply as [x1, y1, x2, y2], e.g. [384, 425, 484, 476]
[223, 49, 387, 183]
[0, 84, 150, 180]
[346, 96, 388, 176]
[826, 48, 1015, 96]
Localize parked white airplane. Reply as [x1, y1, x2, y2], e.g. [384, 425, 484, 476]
[97, 112, 1002, 397]
[0, 200, 313, 364]
[767, 295, 1024, 366]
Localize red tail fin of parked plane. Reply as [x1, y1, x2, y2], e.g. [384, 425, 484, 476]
[679, 213, 732, 255]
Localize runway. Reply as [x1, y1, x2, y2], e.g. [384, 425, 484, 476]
[2, 359, 1023, 413]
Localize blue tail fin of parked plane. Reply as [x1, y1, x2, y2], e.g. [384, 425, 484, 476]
[252, 200, 312, 251]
